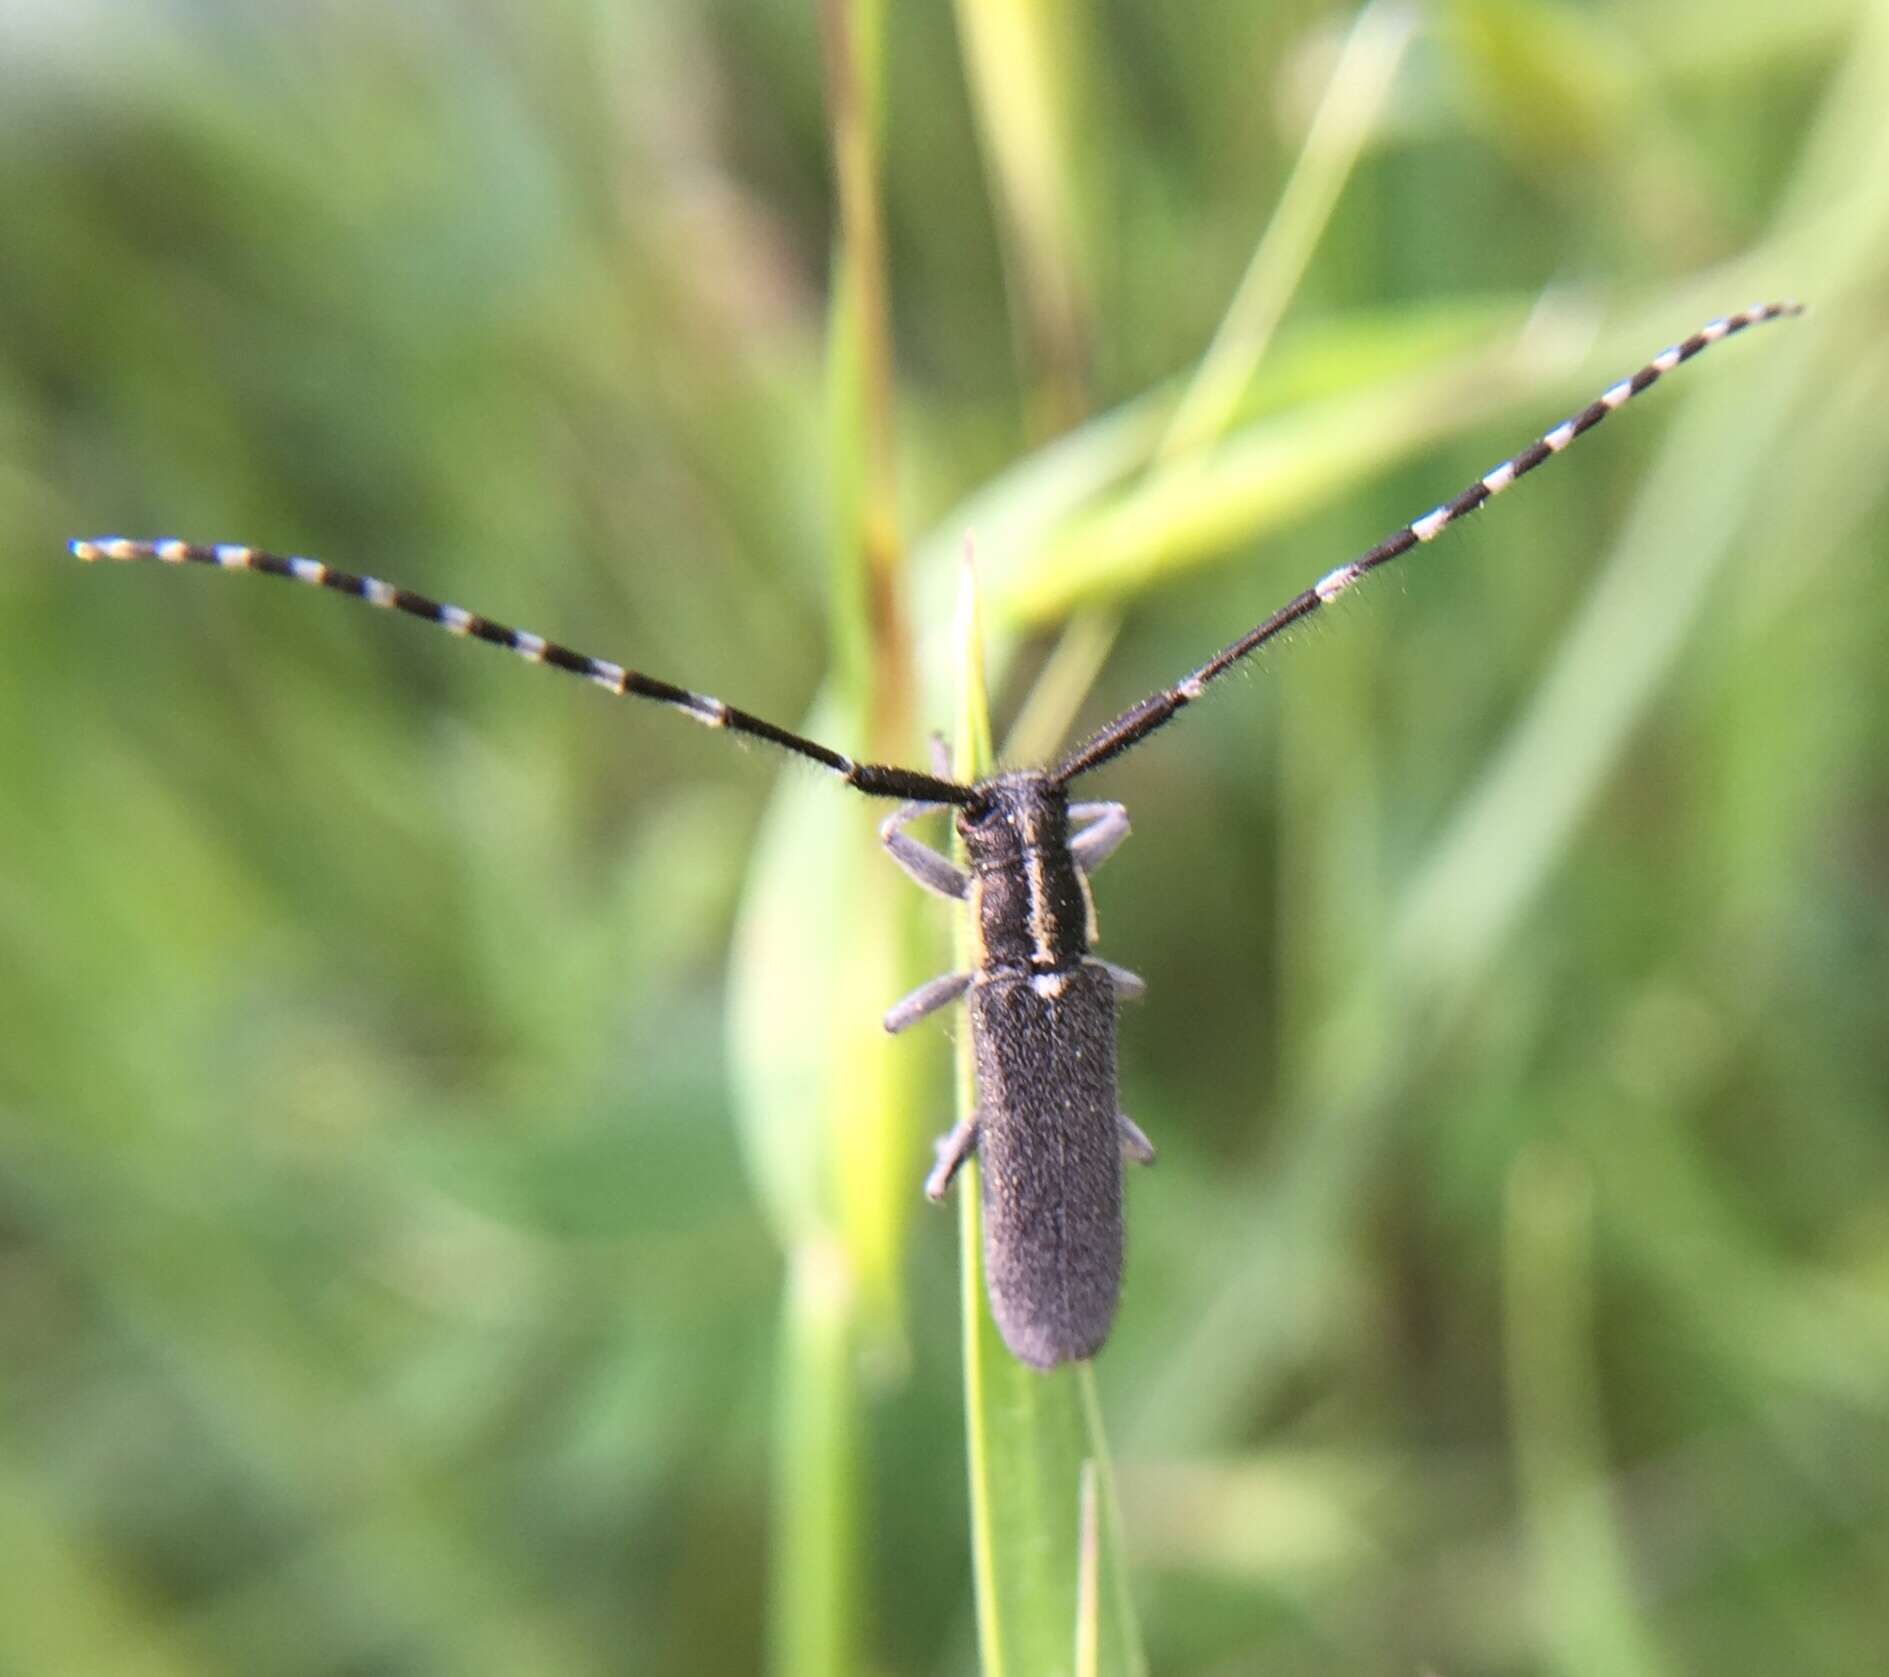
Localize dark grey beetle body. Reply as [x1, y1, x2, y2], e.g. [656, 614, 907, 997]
[77, 304, 1796, 1372]
[881, 772, 1154, 1370]
[967, 962, 1124, 1368]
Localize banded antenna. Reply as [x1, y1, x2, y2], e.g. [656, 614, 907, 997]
[1053, 300, 1801, 781]
[68, 536, 973, 808]
[73, 301, 1799, 796]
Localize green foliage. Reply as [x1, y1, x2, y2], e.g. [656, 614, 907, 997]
[3, 3, 1886, 1675]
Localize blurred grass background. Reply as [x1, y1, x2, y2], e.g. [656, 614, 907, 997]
[3, 1, 1887, 1673]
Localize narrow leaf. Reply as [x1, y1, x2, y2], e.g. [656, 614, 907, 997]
[953, 548, 1145, 1677]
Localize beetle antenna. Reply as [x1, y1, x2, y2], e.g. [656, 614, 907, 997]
[1054, 300, 1802, 785]
[68, 538, 976, 807]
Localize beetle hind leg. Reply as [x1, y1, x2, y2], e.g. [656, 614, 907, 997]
[1088, 957, 1146, 1002]
[925, 1111, 981, 1200]
[1117, 1113, 1156, 1166]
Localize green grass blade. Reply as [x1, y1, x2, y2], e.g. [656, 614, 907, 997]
[1506, 1149, 1676, 1677]
[1388, 302, 1824, 1020]
[1000, 306, 1593, 621]
[737, 7, 927, 1674]
[1005, 2, 1413, 764]
[771, 1241, 864, 1677]
[907, 298, 1527, 710]
[952, 550, 1146, 1677]
[952, 0, 1097, 431]
[1157, 0, 1418, 464]
[1074, 1462, 1099, 1677]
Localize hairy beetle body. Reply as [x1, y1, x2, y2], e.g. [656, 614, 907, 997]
[964, 777, 1127, 1368]
[882, 773, 1152, 1369]
[968, 962, 1124, 1368]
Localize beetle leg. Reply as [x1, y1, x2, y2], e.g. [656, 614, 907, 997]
[925, 1110, 981, 1200]
[880, 802, 970, 901]
[883, 970, 973, 1035]
[1068, 802, 1130, 873]
[1116, 1113, 1156, 1166]
[1087, 958, 1146, 1002]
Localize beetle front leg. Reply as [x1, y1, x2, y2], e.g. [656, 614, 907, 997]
[1068, 802, 1130, 873]
[880, 802, 970, 901]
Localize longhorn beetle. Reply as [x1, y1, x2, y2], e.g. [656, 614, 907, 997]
[73, 301, 1797, 1370]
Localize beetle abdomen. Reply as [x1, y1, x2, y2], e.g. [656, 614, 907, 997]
[969, 964, 1123, 1369]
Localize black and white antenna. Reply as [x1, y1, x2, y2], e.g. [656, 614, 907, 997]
[1052, 299, 1801, 782]
[69, 536, 970, 807]
[75, 301, 1799, 804]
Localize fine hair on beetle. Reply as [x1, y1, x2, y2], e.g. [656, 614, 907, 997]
[72, 301, 1800, 1371]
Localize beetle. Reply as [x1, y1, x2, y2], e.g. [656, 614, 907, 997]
[72, 300, 1797, 1369]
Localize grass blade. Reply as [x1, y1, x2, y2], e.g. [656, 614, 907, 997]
[738, 7, 928, 1674]
[1158, 0, 1418, 463]
[952, 549, 1146, 1677]
[953, 0, 1096, 431]
[1505, 1148, 1676, 1677]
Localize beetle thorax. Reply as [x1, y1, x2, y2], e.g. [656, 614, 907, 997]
[958, 773, 1094, 973]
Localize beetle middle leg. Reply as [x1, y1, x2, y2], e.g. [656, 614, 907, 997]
[883, 970, 973, 1035]
[925, 1110, 981, 1200]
